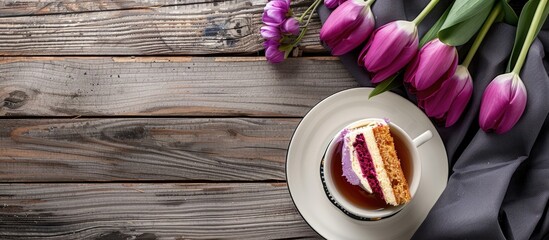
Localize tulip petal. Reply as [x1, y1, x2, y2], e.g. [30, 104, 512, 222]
[260, 26, 281, 41]
[445, 52, 459, 80]
[414, 55, 460, 100]
[479, 73, 514, 131]
[358, 35, 373, 66]
[264, 40, 285, 63]
[363, 21, 417, 72]
[324, 0, 339, 8]
[281, 18, 300, 35]
[320, 0, 366, 42]
[370, 41, 418, 83]
[262, 0, 290, 26]
[321, 17, 362, 43]
[494, 78, 527, 134]
[266, 47, 284, 63]
[445, 76, 473, 127]
[330, 11, 374, 55]
[424, 66, 469, 117]
[263, 11, 285, 26]
[423, 79, 458, 117]
[415, 77, 443, 100]
[404, 53, 420, 84]
[319, 0, 374, 56]
[405, 39, 456, 90]
[412, 41, 458, 91]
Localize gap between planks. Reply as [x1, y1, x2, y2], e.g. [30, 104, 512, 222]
[0, 56, 339, 64]
[0, 180, 288, 184]
[0, 115, 305, 119]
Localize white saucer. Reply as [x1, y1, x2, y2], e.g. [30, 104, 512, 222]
[286, 88, 448, 240]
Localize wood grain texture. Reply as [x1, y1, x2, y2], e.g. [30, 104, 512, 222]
[0, 57, 357, 117]
[0, 118, 300, 182]
[0, 0, 324, 55]
[0, 183, 321, 239]
[0, 0, 184, 16]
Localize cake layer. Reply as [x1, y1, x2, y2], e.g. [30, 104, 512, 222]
[353, 133, 384, 201]
[362, 124, 397, 206]
[372, 125, 411, 205]
[344, 132, 372, 193]
[339, 129, 361, 186]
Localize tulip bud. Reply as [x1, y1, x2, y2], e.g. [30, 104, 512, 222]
[324, 0, 348, 9]
[319, 0, 375, 56]
[260, 25, 282, 41]
[281, 18, 300, 36]
[404, 38, 459, 91]
[262, 0, 291, 26]
[417, 65, 473, 127]
[358, 20, 419, 83]
[479, 73, 527, 134]
[264, 40, 285, 63]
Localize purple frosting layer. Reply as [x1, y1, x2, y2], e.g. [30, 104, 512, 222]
[353, 134, 385, 201]
[338, 129, 360, 185]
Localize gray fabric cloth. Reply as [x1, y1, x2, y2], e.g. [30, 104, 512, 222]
[318, 0, 549, 239]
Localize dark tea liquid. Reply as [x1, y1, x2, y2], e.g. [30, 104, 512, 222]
[330, 130, 412, 210]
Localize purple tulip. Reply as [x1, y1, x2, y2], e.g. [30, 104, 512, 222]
[262, 0, 291, 26]
[264, 40, 285, 63]
[404, 38, 458, 91]
[319, 0, 375, 56]
[358, 20, 419, 83]
[281, 18, 300, 36]
[260, 25, 281, 41]
[324, 0, 348, 9]
[417, 65, 473, 127]
[479, 73, 527, 134]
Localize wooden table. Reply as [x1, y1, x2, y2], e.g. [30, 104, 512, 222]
[0, 1, 359, 239]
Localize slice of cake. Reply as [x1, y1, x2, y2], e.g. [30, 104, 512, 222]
[340, 120, 411, 206]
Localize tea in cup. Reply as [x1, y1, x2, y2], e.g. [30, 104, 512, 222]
[323, 118, 432, 219]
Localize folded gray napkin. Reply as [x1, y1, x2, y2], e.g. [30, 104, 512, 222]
[318, 0, 549, 238]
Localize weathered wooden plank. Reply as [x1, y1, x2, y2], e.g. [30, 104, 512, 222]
[0, 0, 184, 16]
[0, 183, 320, 239]
[0, 57, 357, 117]
[0, 118, 300, 182]
[0, 0, 324, 55]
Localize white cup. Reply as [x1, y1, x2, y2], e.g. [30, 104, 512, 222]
[323, 118, 432, 219]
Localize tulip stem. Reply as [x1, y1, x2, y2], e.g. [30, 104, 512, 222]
[291, 0, 322, 48]
[299, 0, 322, 23]
[462, 3, 502, 68]
[303, 0, 322, 27]
[412, 0, 440, 25]
[512, 0, 548, 74]
[292, 27, 308, 46]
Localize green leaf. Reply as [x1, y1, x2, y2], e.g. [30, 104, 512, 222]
[443, 0, 495, 24]
[500, 0, 518, 25]
[438, 0, 495, 46]
[368, 73, 402, 99]
[420, 5, 452, 47]
[506, 0, 549, 72]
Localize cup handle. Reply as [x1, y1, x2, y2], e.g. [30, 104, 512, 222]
[412, 130, 433, 148]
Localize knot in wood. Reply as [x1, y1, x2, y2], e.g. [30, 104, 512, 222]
[3, 90, 28, 109]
